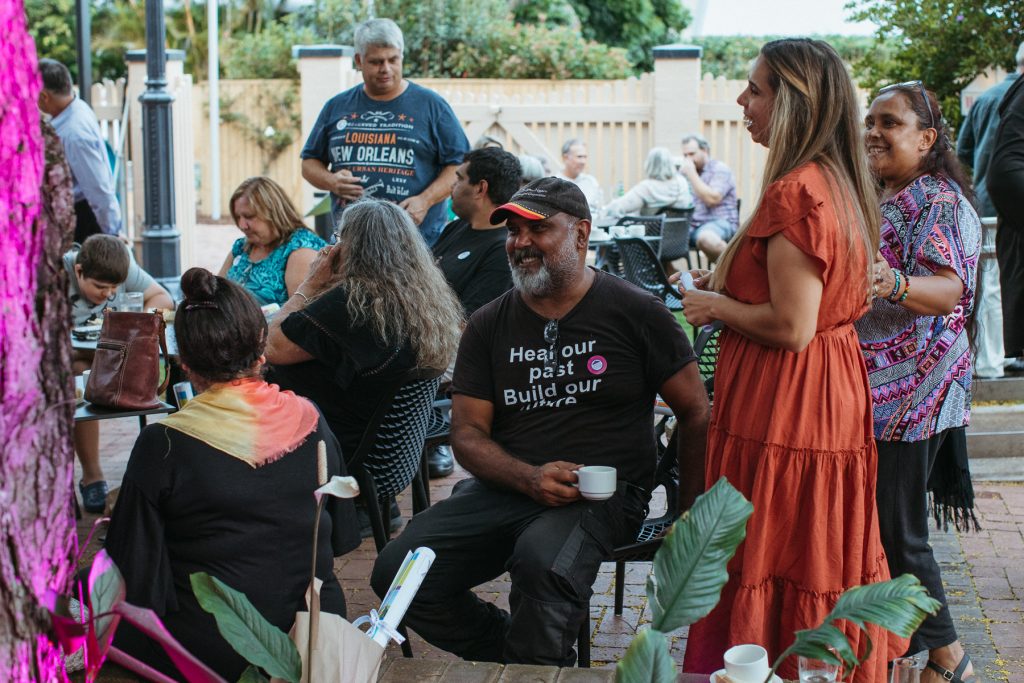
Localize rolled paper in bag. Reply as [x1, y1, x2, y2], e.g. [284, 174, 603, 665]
[366, 547, 436, 647]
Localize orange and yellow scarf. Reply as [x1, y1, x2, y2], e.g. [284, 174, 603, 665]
[161, 377, 319, 468]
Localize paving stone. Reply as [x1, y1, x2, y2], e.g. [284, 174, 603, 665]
[497, 664, 560, 682]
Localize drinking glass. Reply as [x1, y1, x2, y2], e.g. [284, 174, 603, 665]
[798, 655, 839, 683]
[890, 657, 920, 683]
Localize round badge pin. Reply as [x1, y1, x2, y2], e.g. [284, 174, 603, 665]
[586, 355, 607, 375]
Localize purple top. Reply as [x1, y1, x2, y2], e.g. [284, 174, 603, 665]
[691, 157, 738, 228]
[855, 174, 980, 442]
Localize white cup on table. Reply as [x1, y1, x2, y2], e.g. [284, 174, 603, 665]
[722, 644, 770, 682]
[627, 225, 646, 238]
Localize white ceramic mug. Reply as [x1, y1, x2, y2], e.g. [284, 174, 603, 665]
[576, 465, 616, 500]
[724, 644, 770, 683]
[627, 224, 646, 238]
[609, 226, 627, 239]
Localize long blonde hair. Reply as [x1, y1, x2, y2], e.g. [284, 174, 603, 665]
[711, 39, 879, 296]
[229, 176, 309, 250]
[326, 200, 463, 371]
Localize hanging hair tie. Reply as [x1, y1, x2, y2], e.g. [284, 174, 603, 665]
[185, 300, 219, 311]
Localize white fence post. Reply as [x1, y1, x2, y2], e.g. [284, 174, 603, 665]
[652, 44, 702, 151]
[293, 45, 354, 220]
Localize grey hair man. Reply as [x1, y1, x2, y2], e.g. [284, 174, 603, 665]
[556, 138, 603, 212]
[679, 133, 738, 261]
[958, 42, 1024, 377]
[372, 177, 709, 666]
[37, 58, 123, 242]
[300, 18, 469, 245]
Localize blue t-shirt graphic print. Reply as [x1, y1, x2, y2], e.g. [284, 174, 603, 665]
[302, 82, 469, 245]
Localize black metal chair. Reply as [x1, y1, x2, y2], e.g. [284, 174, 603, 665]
[346, 368, 442, 553]
[613, 237, 683, 311]
[693, 320, 724, 403]
[578, 421, 679, 667]
[417, 397, 452, 507]
[658, 212, 694, 269]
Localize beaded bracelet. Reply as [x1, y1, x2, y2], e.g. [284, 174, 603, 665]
[294, 290, 310, 303]
[897, 276, 910, 303]
[887, 269, 903, 301]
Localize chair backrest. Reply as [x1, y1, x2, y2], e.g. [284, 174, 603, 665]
[658, 214, 693, 263]
[614, 238, 680, 308]
[616, 214, 665, 237]
[693, 321, 724, 402]
[347, 369, 442, 500]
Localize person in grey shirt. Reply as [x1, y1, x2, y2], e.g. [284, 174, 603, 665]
[38, 58, 122, 242]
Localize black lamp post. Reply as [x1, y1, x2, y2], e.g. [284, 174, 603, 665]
[139, 0, 181, 295]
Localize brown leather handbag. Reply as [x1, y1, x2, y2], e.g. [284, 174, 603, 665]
[85, 311, 170, 410]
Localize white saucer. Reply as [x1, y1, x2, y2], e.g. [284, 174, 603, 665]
[580, 491, 614, 501]
[711, 670, 781, 683]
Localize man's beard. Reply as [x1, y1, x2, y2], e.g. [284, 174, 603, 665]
[509, 230, 579, 297]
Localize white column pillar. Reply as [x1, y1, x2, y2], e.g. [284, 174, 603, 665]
[293, 45, 354, 219]
[652, 44, 703, 151]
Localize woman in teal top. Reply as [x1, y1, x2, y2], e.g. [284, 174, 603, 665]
[218, 177, 326, 306]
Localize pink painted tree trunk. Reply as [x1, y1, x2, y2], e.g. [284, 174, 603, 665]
[0, 2, 77, 679]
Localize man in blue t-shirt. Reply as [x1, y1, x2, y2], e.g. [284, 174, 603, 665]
[301, 18, 469, 245]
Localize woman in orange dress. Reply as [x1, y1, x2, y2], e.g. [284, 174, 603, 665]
[679, 38, 907, 680]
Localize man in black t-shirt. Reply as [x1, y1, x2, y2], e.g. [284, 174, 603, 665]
[372, 177, 710, 666]
[426, 147, 521, 477]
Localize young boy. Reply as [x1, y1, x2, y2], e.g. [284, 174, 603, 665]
[67, 235, 173, 512]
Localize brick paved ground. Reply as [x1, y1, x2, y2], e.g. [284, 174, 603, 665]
[76, 222, 1024, 680]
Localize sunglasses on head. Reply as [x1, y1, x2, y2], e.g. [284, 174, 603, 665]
[878, 80, 936, 130]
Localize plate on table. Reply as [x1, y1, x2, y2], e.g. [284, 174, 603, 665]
[711, 670, 782, 683]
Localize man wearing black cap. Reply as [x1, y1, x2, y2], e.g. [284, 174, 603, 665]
[372, 177, 709, 666]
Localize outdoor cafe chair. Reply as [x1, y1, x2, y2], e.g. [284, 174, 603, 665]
[613, 237, 683, 311]
[577, 419, 679, 668]
[657, 211, 694, 269]
[693, 320, 724, 403]
[346, 368, 442, 553]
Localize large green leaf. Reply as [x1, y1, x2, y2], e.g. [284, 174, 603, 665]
[305, 193, 332, 217]
[770, 574, 941, 679]
[190, 572, 301, 683]
[648, 477, 753, 633]
[237, 665, 269, 683]
[615, 628, 676, 683]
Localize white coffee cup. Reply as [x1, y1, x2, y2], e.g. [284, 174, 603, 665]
[609, 225, 627, 239]
[576, 465, 616, 501]
[627, 224, 646, 238]
[723, 644, 770, 683]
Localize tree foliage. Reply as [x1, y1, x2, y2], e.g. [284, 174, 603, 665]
[555, 0, 690, 72]
[693, 34, 900, 82]
[846, 0, 1024, 129]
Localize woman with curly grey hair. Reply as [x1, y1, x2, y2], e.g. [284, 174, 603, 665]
[265, 199, 464, 529]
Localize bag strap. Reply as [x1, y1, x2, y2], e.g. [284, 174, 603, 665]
[156, 315, 170, 396]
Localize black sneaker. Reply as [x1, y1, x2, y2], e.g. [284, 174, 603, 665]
[357, 499, 403, 539]
[79, 480, 109, 514]
[427, 444, 455, 478]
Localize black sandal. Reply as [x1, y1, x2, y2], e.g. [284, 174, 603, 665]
[926, 653, 972, 682]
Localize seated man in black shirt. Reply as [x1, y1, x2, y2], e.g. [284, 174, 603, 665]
[371, 177, 710, 665]
[427, 147, 521, 476]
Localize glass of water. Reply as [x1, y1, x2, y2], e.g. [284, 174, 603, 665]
[799, 655, 840, 682]
[890, 657, 920, 683]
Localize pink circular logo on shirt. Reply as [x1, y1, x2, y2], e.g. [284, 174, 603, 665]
[587, 355, 608, 375]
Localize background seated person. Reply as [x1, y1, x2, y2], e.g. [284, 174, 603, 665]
[264, 199, 463, 530]
[66, 234, 173, 512]
[104, 268, 360, 680]
[678, 133, 739, 262]
[556, 138, 603, 212]
[602, 146, 694, 219]
[218, 176, 325, 306]
[371, 178, 709, 666]
[428, 147, 520, 477]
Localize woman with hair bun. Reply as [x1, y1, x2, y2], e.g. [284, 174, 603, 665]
[104, 268, 359, 680]
[678, 39, 906, 679]
[218, 176, 326, 306]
